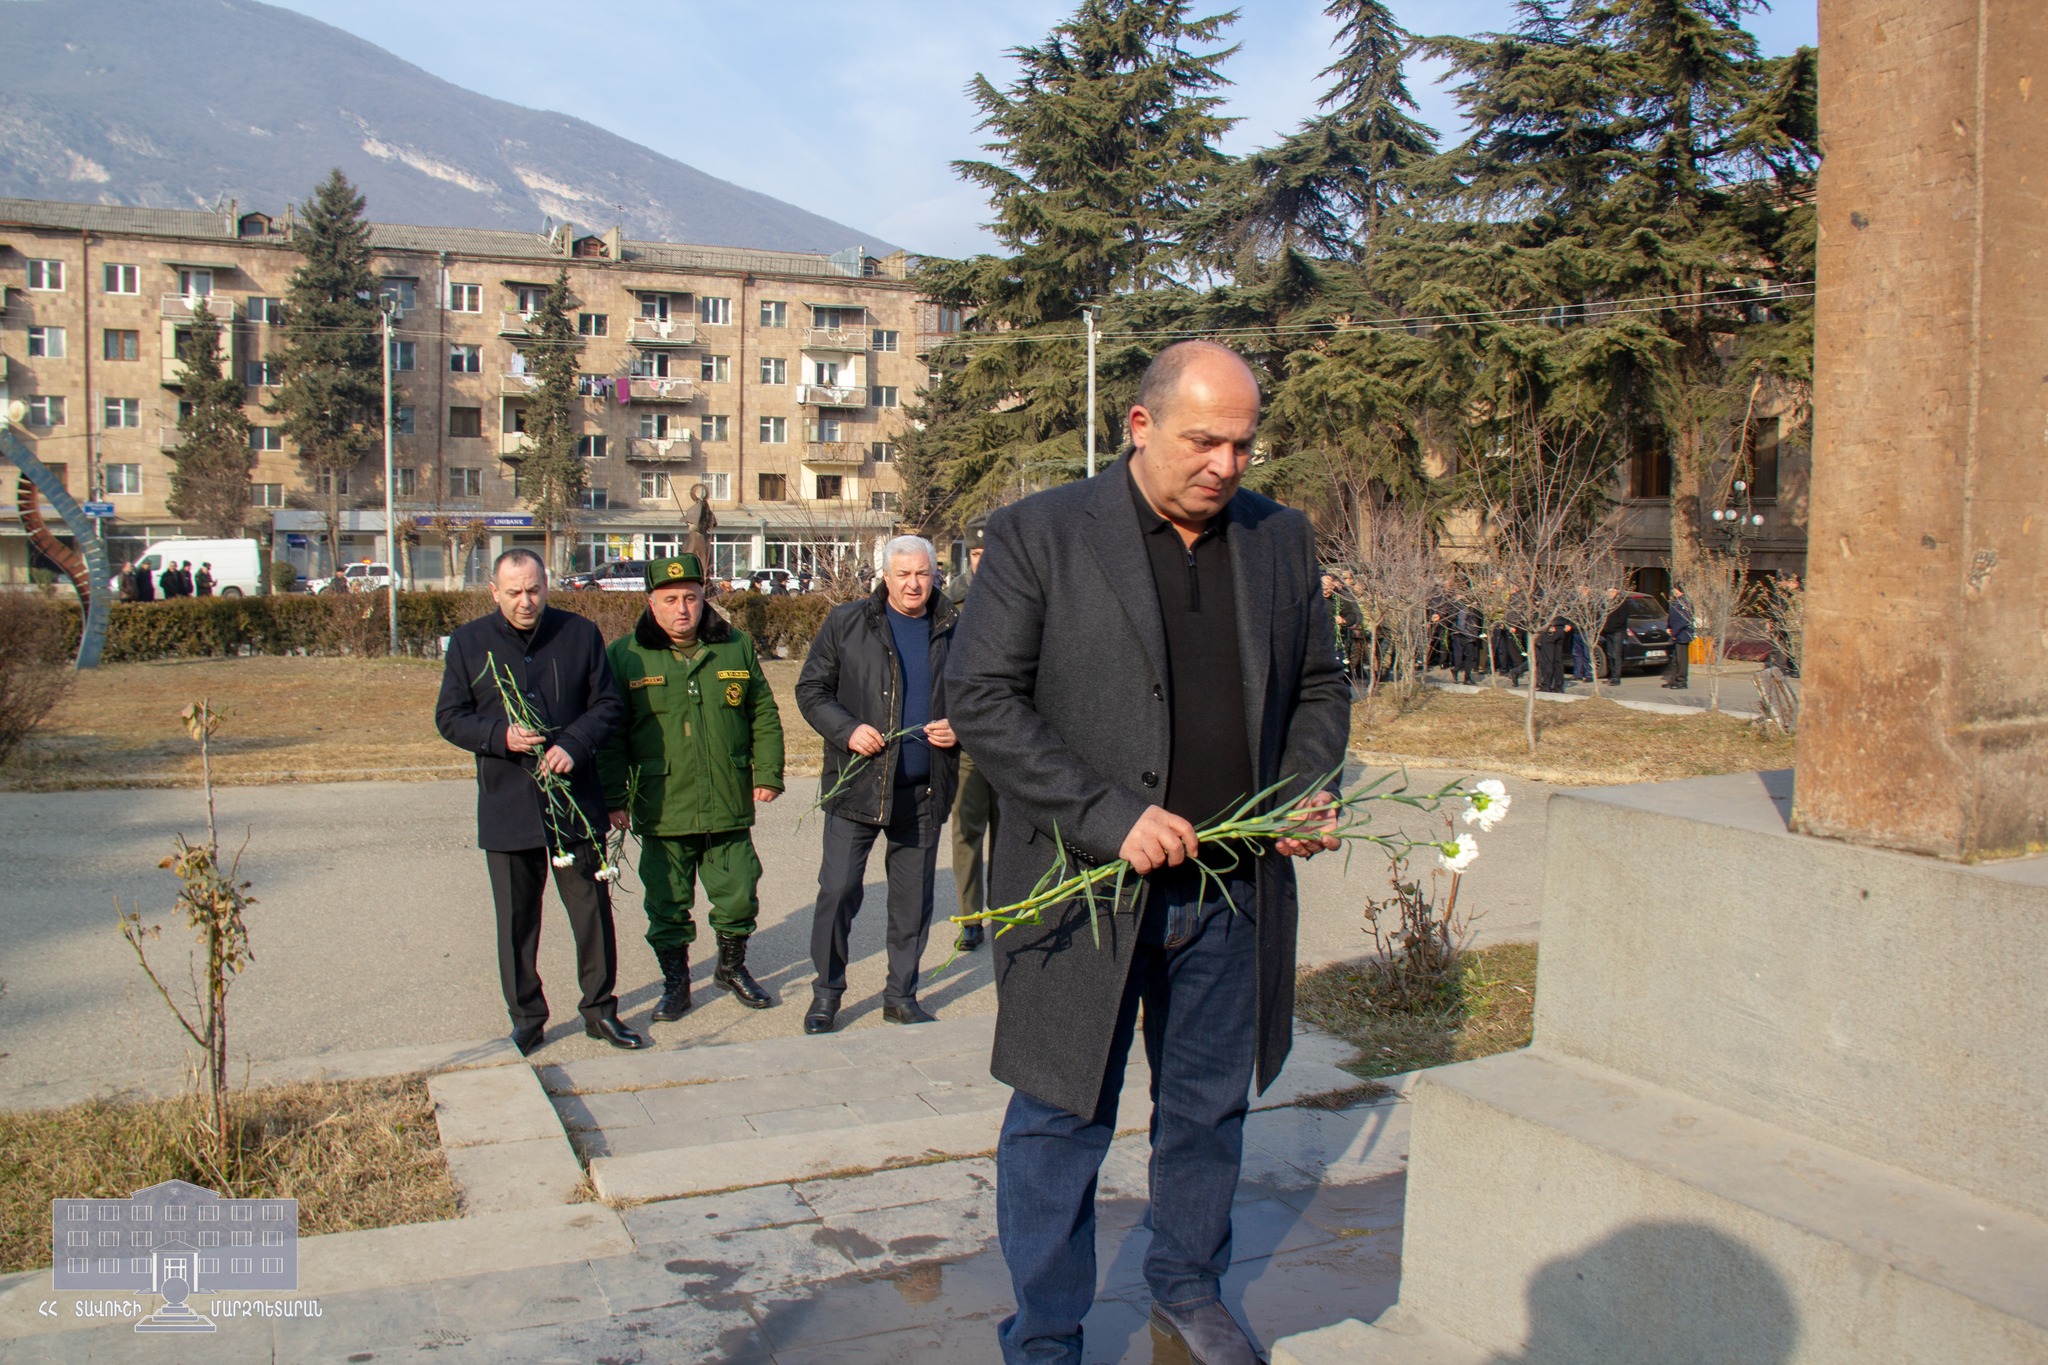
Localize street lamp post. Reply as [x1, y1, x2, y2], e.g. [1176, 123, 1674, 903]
[381, 303, 398, 655]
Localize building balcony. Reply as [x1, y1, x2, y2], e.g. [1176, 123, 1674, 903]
[500, 371, 541, 396]
[159, 425, 185, 450]
[499, 311, 537, 337]
[628, 317, 698, 347]
[804, 326, 869, 352]
[499, 432, 531, 459]
[627, 435, 695, 463]
[160, 293, 234, 322]
[797, 384, 868, 408]
[161, 356, 192, 389]
[803, 442, 866, 469]
[624, 376, 694, 403]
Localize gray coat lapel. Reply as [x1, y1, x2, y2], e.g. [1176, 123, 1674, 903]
[1082, 461, 1168, 687]
[1229, 495, 1275, 780]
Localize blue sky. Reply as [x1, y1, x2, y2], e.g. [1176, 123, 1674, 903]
[267, 0, 1818, 258]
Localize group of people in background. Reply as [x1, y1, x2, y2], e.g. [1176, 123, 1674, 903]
[112, 558, 211, 602]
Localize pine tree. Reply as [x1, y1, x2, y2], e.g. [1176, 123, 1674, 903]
[515, 268, 585, 573]
[915, 0, 1238, 514]
[274, 169, 385, 570]
[166, 300, 253, 538]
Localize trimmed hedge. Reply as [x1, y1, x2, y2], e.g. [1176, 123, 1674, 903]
[31, 588, 835, 663]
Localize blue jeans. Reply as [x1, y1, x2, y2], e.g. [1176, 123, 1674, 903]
[995, 874, 1258, 1364]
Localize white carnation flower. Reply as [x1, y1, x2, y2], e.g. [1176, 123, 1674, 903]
[550, 853, 576, 869]
[1438, 832, 1479, 873]
[1462, 778, 1512, 831]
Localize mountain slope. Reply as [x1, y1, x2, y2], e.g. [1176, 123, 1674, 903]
[0, 0, 900, 254]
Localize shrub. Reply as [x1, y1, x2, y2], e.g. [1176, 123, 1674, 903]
[763, 593, 832, 657]
[268, 560, 298, 593]
[0, 593, 75, 761]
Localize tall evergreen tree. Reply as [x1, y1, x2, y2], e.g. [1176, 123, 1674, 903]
[914, 0, 1238, 514]
[515, 268, 586, 573]
[166, 300, 253, 538]
[274, 169, 385, 570]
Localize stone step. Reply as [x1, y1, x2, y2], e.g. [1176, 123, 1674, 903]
[559, 1016, 1369, 1201]
[1274, 1307, 1491, 1365]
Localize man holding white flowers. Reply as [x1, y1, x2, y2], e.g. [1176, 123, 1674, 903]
[948, 341, 1352, 1365]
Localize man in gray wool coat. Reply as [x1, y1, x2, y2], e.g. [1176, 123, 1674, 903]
[947, 340, 1352, 1365]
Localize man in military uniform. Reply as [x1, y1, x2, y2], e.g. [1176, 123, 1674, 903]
[600, 554, 786, 1019]
[946, 515, 993, 952]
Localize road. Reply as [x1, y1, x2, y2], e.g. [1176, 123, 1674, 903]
[0, 765, 1554, 1107]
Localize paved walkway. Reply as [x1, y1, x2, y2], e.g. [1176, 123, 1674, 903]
[0, 768, 1552, 1110]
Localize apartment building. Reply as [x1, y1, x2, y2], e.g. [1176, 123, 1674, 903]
[0, 197, 930, 586]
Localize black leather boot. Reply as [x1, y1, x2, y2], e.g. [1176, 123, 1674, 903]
[652, 946, 692, 1022]
[713, 934, 773, 1010]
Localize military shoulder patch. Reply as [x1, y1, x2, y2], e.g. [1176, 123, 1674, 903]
[724, 681, 745, 707]
[715, 670, 750, 680]
[629, 675, 666, 689]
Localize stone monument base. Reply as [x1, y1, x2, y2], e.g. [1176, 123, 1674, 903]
[1276, 771, 2048, 1364]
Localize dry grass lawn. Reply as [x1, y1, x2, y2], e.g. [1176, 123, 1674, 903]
[0, 656, 822, 789]
[1297, 941, 1539, 1081]
[0, 1076, 458, 1274]
[1351, 685, 1793, 786]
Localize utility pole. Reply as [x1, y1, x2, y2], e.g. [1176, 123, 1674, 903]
[381, 303, 398, 654]
[1084, 307, 1098, 478]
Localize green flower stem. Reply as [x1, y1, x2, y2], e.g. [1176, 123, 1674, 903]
[478, 654, 612, 865]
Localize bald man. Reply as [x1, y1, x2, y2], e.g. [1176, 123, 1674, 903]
[947, 341, 1352, 1364]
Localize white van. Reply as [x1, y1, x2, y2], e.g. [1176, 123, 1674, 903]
[135, 538, 264, 597]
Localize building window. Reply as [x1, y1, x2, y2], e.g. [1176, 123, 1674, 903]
[760, 300, 787, 327]
[699, 296, 732, 325]
[872, 329, 900, 352]
[177, 268, 213, 298]
[700, 414, 728, 443]
[26, 259, 64, 291]
[706, 471, 731, 500]
[1629, 433, 1672, 499]
[577, 313, 608, 337]
[447, 407, 483, 438]
[638, 294, 673, 321]
[638, 413, 675, 439]
[393, 467, 418, 497]
[577, 434, 607, 459]
[245, 359, 281, 386]
[580, 486, 609, 510]
[935, 305, 964, 333]
[814, 474, 845, 501]
[813, 305, 862, 330]
[758, 472, 787, 501]
[393, 404, 415, 435]
[759, 356, 786, 385]
[629, 351, 672, 379]
[450, 467, 482, 497]
[449, 344, 481, 373]
[928, 367, 944, 387]
[25, 395, 65, 426]
[315, 470, 350, 496]
[388, 339, 416, 371]
[870, 441, 896, 463]
[102, 397, 140, 429]
[449, 283, 481, 312]
[815, 416, 843, 442]
[27, 327, 65, 358]
[701, 354, 729, 383]
[638, 469, 671, 500]
[873, 385, 898, 409]
[759, 416, 786, 444]
[104, 330, 140, 362]
[380, 279, 417, 312]
[515, 285, 547, 315]
[870, 491, 901, 512]
[247, 296, 283, 324]
[250, 483, 284, 507]
[106, 463, 142, 494]
[1747, 416, 1782, 501]
[103, 263, 139, 294]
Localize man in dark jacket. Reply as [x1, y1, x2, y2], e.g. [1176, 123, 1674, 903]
[131, 560, 156, 602]
[1664, 586, 1695, 689]
[947, 341, 1351, 1365]
[795, 535, 960, 1033]
[434, 547, 644, 1056]
[194, 563, 215, 597]
[158, 561, 182, 599]
[1536, 616, 1574, 693]
[1598, 587, 1632, 682]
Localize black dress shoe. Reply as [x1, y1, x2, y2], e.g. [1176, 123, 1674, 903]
[955, 922, 985, 952]
[584, 1015, 648, 1050]
[511, 1023, 546, 1057]
[1149, 1301, 1265, 1365]
[802, 996, 839, 1035]
[882, 1000, 937, 1026]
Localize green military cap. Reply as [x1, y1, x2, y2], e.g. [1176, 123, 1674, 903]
[644, 553, 706, 590]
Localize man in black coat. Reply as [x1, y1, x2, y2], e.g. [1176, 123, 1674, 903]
[1598, 587, 1632, 682]
[434, 548, 644, 1055]
[795, 535, 961, 1033]
[1536, 616, 1574, 693]
[1664, 586, 1695, 689]
[947, 341, 1351, 1365]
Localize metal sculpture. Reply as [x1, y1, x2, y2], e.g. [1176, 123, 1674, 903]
[1, 417, 112, 669]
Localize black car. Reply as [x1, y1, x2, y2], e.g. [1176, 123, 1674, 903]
[1609, 592, 1679, 674]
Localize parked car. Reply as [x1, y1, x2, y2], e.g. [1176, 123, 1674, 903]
[339, 561, 395, 593]
[135, 537, 264, 596]
[728, 568, 798, 595]
[1609, 592, 1678, 674]
[586, 559, 652, 592]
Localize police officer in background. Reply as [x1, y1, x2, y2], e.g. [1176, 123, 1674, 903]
[600, 555, 785, 1019]
[946, 515, 993, 952]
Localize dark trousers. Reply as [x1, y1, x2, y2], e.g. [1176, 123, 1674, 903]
[1666, 641, 1691, 688]
[810, 785, 940, 1007]
[1601, 631, 1627, 680]
[952, 751, 996, 920]
[1450, 635, 1480, 682]
[996, 876, 1258, 1364]
[485, 843, 620, 1028]
[1536, 639, 1567, 693]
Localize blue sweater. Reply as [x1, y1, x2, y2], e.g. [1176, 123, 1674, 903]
[886, 605, 932, 784]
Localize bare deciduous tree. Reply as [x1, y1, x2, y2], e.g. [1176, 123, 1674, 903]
[1331, 505, 1441, 707]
